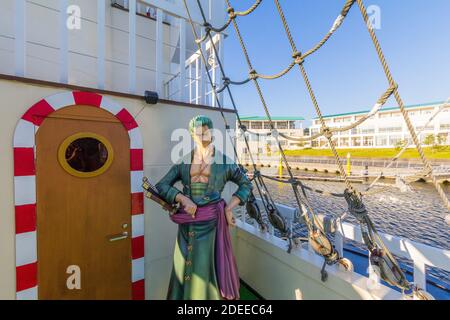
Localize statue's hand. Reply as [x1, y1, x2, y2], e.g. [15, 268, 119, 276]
[180, 196, 197, 218]
[225, 207, 236, 227]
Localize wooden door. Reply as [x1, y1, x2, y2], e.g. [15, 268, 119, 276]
[36, 105, 131, 300]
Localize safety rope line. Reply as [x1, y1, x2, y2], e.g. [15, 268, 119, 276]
[193, 0, 290, 237]
[225, 0, 342, 266]
[300, 0, 356, 60]
[272, 0, 429, 294]
[182, 0, 281, 234]
[215, 59, 296, 87]
[188, 0, 444, 295]
[259, 173, 346, 198]
[213, 0, 356, 91]
[273, 0, 409, 288]
[196, 0, 263, 44]
[243, 100, 449, 199]
[355, 0, 450, 215]
[273, 0, 355, 193]
[251, 84, 397, 143]
[196, 0, 292, 240]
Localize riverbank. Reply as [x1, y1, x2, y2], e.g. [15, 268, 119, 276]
[284, 147, 450, 160]
[242, 154, 450, 183]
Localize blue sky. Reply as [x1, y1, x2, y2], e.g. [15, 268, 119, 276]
[222, 0, 450, 124]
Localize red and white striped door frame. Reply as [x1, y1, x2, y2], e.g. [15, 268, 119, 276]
[13, 91, 145, 300]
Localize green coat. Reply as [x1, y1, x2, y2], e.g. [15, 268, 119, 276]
[155, 148, 252, 300]
[155, 148, 252, 207]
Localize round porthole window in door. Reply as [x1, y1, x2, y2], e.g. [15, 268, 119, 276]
[58, 132, 114, 178]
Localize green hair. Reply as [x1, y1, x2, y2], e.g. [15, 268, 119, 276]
[189, 115, 213, 134]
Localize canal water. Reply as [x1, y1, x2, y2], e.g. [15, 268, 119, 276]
[242, 167, 450, 289]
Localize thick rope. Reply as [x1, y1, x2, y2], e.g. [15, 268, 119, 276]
[225, 0, 341, 264]
[273, 0, 355, 194]
[182, 0, 282, 231]
[211, 0, 356, 90]
[355, 0, 450, 216]
[301, 0, 356, 60]
[195, 0, 263, 44]
[272, 0, 417, 292]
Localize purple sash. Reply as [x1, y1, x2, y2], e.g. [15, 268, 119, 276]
[170, 200, 240, 300]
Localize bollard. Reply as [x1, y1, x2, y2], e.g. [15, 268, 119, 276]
[346, 153, 351, 176]
[279, 152, 283, 178]
[364, 164, 369, 183]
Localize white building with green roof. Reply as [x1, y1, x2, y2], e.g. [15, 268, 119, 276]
[237, 116, 305, 156]
[308, 101, 450, 148]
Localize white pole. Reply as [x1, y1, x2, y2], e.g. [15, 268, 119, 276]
[14, 0, 26, 77]
[211, 44, 216, 107]
[189, 64, 192, 103]
[128, 0, 137, 94]
[155, 8, 164, 97]
[195, 57, 199, 104]
[200, 29, 207, 105]
[179, 18, 186, 102]
[218, 33, 224, 107]
[97, 0, 106, 90]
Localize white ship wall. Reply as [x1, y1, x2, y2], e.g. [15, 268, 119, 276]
[0, 0, 186, 95]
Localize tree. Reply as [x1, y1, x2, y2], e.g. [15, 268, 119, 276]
[423, 134, 435, 146]
[394, 139, 407, 151]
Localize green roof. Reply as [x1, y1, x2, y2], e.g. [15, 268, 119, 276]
[313, 101, 445, 120]
[240, 116, 305, 121]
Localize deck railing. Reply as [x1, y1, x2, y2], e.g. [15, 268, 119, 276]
[242, 200, 450, 292]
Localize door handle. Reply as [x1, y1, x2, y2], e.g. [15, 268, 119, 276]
[108, 231, 129, 242]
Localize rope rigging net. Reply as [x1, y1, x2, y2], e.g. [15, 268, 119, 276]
[182, 0, 448, 299]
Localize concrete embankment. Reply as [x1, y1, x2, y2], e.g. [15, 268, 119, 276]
[242, 156, 450, 183]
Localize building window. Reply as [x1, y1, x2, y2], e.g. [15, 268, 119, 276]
[416, 126, 434, 131]
[276, 122, 288, 130]
[379, 126, 402, 133]
[361, 127, 375, 134]
[376, 136, 388, 146]
[251, 122, 262, 130]
[389, 136, 403, 146]
[422, 108, 433, 115]
[352, 137, 362, 147]
[363, 137, 374, 146]
[340, 137, 349, 147]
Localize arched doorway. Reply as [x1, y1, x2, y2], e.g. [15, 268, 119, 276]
[13, 91, 145, 300]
